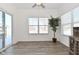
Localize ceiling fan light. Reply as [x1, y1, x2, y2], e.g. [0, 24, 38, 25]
[32, 3, 45, 8]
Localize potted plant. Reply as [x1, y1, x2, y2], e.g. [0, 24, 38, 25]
[49, 16, 60, 43]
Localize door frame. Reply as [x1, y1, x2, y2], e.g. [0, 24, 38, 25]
[0, 9, 13, 49]
[4, 11, 13, 47]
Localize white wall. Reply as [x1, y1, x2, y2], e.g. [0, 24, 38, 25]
[57, 3, 79, 17]
[14, 9, 60, 42]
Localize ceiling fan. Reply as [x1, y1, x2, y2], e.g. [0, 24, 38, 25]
[32, 3, 45, 8]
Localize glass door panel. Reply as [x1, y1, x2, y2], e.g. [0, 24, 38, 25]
[5, 13, 12, 47]
[0, 11, 3, 49]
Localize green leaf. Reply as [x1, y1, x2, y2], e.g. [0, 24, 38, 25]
[48, 16, 60, 36]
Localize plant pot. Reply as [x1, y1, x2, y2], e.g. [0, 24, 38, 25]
[52, 38, 57, 43]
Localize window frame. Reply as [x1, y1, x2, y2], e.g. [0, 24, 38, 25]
[61, 11, 73, 36]
[28, 17, 49, 35]
[61, 7, 79, 36]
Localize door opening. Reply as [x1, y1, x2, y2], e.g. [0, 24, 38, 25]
[0, 10, 12, 49]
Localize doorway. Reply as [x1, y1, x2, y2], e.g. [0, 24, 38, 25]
[0, 10, 12, 49]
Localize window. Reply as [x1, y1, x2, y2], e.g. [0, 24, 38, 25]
[61, 12, 72, 36]
[39, 18, 48, 34]
[61, 7, 79, 36]
[73, 7, 79, 27]
[29, 18, 38, 34]
[28, 18, 48, 34]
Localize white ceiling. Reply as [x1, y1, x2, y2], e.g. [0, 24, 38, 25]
[12, 3, 62, 9]
[10, 3, 79, 16]
[12, 3, 79, 10]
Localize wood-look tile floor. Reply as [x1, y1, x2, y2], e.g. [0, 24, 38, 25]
[0, 41, 69, 55]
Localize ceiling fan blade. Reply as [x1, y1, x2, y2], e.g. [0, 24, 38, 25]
[40, 3, 45, 8]
[32, 3, 37, 8]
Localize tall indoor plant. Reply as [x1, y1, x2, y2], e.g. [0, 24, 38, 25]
[49, 16, 60, 42]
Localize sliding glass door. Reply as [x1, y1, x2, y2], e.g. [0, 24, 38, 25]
[0, 10, 12, 49]
[5, 13, 12, 47]
[0, 11, 5, 49]
[0, 11, 3, 49]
